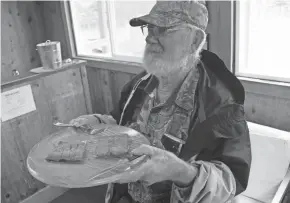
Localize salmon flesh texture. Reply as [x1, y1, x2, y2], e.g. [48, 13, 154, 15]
[45, 141, 86, 162]
[86, 134, 131, 158]
[46, 134, 131, 162]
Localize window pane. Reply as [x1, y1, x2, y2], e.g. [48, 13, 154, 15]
[70, 1, 112, 57]
[237, 0, 290, 81]
[110, 1, 156, 58]
[69, 1, 155, 60]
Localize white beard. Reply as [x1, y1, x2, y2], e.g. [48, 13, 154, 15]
[143, 52, 196, 77]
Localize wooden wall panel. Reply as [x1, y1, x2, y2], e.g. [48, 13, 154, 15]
[86, 67, 136, 115]
[86, 67, 106, 114]
[207, 1, 232, 70]
[40, 1, 70, 60]
[1, 1, 46, 82]
[110, 70, 135, 109]
[245, 92, 290, 132]
[1, 1, 70, 84]
[1, 123, 45, 203]
[87, 66, 290, 132]
[242, 80, 290, 132]
[1, 64, 90, 203]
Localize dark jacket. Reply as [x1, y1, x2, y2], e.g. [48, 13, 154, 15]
[110, 50, 252, 199]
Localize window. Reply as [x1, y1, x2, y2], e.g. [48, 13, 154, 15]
[68, 0, 156, 63]
[66, 0, 208, 64]
[235, 0, 290, 82]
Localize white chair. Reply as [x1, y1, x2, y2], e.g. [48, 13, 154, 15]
[233, 122, 290, 203]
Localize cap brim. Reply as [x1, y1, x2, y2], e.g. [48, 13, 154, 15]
[129, 15, 149, 27]
[129, 14, 181, 28]
[129, 14, 159, 27]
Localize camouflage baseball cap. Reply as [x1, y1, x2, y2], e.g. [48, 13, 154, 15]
[129, 1, 208, 30]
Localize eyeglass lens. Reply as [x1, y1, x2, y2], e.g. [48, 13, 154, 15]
[141, 25, 167, 36]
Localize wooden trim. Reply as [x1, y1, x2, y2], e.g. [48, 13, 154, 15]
[207, 1, 232, 70]
[19, 186, 69, 203]
[234, 0, 241, 75]
[1, 60, 87, 91]
[272, 167, 290, 203]
[239, 77, 290, 87]
[80, 65, 93, 114]
[98, 1, 108, 53]
[80, 57, 144, 74]
[106, 1, 117, 57]
[60, 1, 77, 58]
[231, 0, 236, 73]
[240, 77, 290, 99]
[237, 73, 290, 84]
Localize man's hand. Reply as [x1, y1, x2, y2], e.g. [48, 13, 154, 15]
[116, 145, 198, 186]
[69, 114, 116, 127]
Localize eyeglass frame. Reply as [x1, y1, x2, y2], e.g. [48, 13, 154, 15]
[140, 23, 197, 37]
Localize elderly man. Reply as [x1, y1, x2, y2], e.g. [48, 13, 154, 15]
[71, 1, 251, 203]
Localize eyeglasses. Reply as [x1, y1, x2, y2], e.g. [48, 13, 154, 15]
[140, 24, 173, 36]
[140, 24, 187, 37]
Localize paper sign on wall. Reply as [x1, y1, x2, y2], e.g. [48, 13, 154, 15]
[1, 84, 36, 122]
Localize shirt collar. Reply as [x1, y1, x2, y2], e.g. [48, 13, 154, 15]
[174, 65, 200, 111]
[143, 64, 200, 111]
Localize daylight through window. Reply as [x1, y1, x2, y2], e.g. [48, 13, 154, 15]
[235, 0, 290, 82]
[69, 0, 156, 62]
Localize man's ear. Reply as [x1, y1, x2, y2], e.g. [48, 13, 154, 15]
[190, 28, 205, 54]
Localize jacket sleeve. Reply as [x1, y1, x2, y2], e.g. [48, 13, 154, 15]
[213, 114, 252, 195]
[170, 104, 252, 203]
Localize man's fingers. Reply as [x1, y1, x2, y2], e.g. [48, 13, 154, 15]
[70, 117, 87, 126]
[117, 158, 154, 184]
[117, 169, 144, 184]
[142, 179, 155, 186]
[116, 159, 160, 185]
[70, 119, 80, 127]
[131, 144, 157, 156]
[100, 115, 117, 124]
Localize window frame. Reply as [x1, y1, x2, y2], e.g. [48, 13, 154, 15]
[62, 0, 289, 85]
[233, 1, 290, 83]
[61, 1, 148, 66]
[61, 1, 211, 68]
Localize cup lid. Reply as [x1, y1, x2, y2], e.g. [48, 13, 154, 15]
[37, 40, 59, 47]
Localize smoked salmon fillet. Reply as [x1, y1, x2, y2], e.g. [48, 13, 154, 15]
[45, 141, 86, 162]
[46, 134, 132, 162]
[86, 134, 131, 158]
